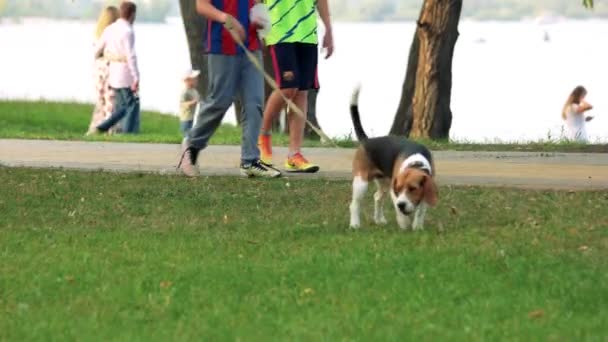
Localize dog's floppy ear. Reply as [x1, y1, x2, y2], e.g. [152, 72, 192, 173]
[422, 175, 438, 207]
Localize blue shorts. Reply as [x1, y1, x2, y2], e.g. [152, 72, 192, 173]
[269, 42, 319, 91]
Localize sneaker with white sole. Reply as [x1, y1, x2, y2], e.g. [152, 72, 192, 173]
[240, 160, 281, 178]
[177, 142, 200, 177]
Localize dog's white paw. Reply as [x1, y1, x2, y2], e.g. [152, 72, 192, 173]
[349, 221, 361, 229]
[396, 214, 411, 230]
[412, 221, 424, 231]
[374, 215, 388, 225]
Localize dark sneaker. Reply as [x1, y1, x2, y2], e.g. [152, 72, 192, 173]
[240, 160, 281, 178]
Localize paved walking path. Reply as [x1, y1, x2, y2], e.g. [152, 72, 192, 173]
[2, 139, 608, 190]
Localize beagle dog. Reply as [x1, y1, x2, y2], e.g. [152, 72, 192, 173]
[349, 86, 438, 230]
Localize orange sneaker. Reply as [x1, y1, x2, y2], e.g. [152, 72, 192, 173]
[258, 134, 273, 165]
[285, 152, 320, 173]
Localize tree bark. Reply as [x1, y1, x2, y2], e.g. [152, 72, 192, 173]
[179, 0, 208, 97]
[389, 32, 420, 136]
[262, 44, 283, 132]
[304, 88, 322, 140]
[390, 0, 461, 140]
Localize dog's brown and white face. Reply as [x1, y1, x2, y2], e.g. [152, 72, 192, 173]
[391, 168, 438, 215]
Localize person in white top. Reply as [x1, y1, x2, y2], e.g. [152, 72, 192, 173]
[90, 1, 141, 135]
[562, 86, 594, 143]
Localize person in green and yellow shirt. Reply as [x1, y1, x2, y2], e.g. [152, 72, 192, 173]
[258, 0, 334, 173]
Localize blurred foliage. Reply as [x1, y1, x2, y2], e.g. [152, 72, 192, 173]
[0, 0, 598, 22]
[0, 0, 174, 22]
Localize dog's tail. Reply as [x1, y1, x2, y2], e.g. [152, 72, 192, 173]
[350, 85, 368, 141]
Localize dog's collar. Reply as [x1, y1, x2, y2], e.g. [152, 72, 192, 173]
[399, 153, 432, 176]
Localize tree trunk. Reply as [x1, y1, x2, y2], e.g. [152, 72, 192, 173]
[262, 44, 283, 132]
[390, 0, 461, 140]
[304, 88, 322, 140]
[389, 32, 420, 136]
[179, 0, 208, 97]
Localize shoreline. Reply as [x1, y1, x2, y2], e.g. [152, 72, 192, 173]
[1, 99, 607, 153]
[2, 16, 608, 25]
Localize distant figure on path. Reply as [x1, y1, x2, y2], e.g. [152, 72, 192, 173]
[179, 69, 201, 138]
[86, 6, 119, 135]
[562, 86, 594, 143]
[89, 1, 141, 135]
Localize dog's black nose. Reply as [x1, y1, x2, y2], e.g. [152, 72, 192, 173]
[397, 202, 407, 213]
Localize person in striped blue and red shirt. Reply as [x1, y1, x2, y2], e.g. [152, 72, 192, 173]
[178, 0, 281, 178]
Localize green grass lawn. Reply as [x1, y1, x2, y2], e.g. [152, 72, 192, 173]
[1, 100, 608, 152]
[1, 167, 607, 340]
[0, 100, 298, 146]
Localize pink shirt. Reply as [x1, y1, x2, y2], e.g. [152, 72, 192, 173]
[95, 19, 139, 89]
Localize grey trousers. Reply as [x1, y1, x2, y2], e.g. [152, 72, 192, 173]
[187, 51, 264, 164]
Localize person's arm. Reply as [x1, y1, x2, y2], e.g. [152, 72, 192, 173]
[196, 0, 228, 23]
[317, 0, 334, 59]
[573, 102, 593, 114]
[180, 92, 199, 110]
[94, 31, 107, 59]
[181, 101, 198, 110]
[124, 29, 140, 91]
[196, 0, 246, 41]
[581, 102, 593, 112]
[580, 102, 594, 121]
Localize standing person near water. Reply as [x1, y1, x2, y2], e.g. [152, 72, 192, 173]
[89, 1, 141, 135]
[562, 86, 594, 143]
[86, 6, 119, 135]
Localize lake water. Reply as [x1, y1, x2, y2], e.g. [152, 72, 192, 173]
[1, 18, 607, 142]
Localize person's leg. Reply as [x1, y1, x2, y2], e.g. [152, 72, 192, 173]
[261, 44, 299, 132]
[284, 43, 320, 173]
[132, 95, 141, 133]
[237, 51, 280, 178]
[105, 85, 118, 134]
[288, 90, 307, 154]
[259, 44, 299, 165]
[188, 54, 238, 150]
[291, 42, 319, 152]
[238, 51, 264, 165]
[261, 89, 296, 132]
[178, 54, 238, 176]
[121, 90, 140, 134]
[96, 88, 128, 132]
[88, 103, 105, 134]
[304, 87, 320, 139]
